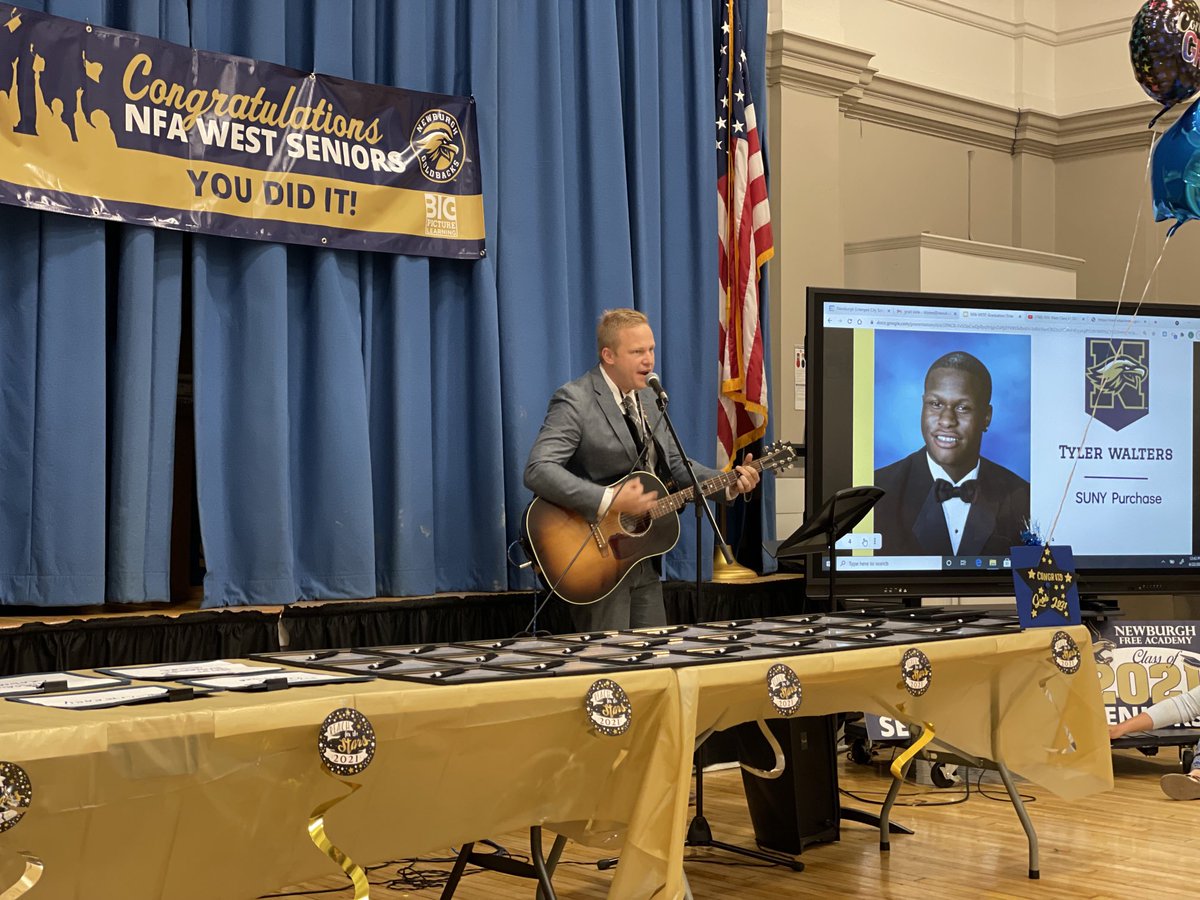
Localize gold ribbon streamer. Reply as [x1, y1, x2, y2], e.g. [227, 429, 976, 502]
[890, 721, 937, 782]
[0, 851, 44, 900]
[307, 778, 370, 900]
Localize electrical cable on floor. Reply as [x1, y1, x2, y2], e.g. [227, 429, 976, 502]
[375, 845, 531, 892]
[974, 769, 1037, 804]
[257, 845, 534, 897]
[841, 745, 1037, 807]
[838, 783, 971, 808]
[838, 747, 972, 807]
[255, 863, 395, 898]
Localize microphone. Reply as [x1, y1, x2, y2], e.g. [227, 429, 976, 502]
[646, 372, 669, 403]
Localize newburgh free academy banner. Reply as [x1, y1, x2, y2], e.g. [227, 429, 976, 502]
[0, 6, 484, 258]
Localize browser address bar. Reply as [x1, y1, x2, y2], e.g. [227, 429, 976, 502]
[864, 319, 1118, 334]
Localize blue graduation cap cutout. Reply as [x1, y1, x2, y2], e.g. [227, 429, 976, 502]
[1010, 544, 1080, 629]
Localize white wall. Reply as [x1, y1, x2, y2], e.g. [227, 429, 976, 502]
[772, 0, 1151, 113]
[766, 0, 1200, 542]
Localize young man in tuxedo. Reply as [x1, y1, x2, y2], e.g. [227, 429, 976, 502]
[873, 350, 1029, 557]
[524, 308, 759, 631]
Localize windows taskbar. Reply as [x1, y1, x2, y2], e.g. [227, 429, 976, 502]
[821, 554, 1200, 572]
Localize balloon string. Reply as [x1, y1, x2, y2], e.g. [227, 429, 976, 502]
[1044, 125, 1163, 545]
[1046, 227, 1175, 545]
[1116, 127, 1162, 308]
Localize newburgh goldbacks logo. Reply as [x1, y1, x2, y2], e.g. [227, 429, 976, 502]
[411, 109, 464, 183]
[1085, 338, 1148, 431]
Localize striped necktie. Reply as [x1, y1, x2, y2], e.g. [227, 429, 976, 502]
[622, 394, 656, 471]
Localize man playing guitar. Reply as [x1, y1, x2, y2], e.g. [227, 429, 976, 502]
[523, 308, 760, 631]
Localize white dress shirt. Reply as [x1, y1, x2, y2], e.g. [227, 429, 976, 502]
[597, 368, 647, 519]
[926, 455, 980, 556]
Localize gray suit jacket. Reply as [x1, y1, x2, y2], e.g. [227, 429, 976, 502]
[524, 366, 724, 521]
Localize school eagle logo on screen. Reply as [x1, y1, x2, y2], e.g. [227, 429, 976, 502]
[1084, 338, 1149, 431]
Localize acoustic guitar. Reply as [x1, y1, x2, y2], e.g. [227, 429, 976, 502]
[522, 442, 798, 605]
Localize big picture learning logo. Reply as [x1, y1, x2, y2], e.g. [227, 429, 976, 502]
[766, 664, 803, 717]
[423, 191, 458, 238]
[1085, 338, 1149, 431]
[0, 762, 32, 833]
[585, 678, 632, 736]
[411, 109, 464, 183]
[1050, 630, 1082, 675]
[318, 708, 377, 777]
[900, 647, 932, 697]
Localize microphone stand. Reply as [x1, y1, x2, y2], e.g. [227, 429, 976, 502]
[651, 389, 802, 871]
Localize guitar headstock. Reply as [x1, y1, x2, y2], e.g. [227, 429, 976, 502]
[757, 441, 798, 473]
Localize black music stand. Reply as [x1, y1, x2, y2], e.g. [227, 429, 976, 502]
[773, 486, 883, 608]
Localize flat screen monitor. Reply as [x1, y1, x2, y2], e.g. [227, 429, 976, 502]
[805, 286, 1200, 599]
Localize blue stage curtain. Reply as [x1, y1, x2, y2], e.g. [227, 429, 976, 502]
[0, 0, 187, 608]
[188, 0, 738, 606]
[0, 0, 772, 607]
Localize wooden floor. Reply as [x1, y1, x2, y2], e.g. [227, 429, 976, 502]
[264, 743, 1196, 899]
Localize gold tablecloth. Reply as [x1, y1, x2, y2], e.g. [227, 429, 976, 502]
[0, 625, 1111, 900]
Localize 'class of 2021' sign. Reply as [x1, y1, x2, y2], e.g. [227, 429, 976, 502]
[1090, 619, 1200, 727]
[0, 5, 485, 258]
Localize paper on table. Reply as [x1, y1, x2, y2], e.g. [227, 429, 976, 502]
[183, 671, 370, 690]
[0, 672, 125, 696]
[100, 661, 281, 680]
[12, 685, 172, 709]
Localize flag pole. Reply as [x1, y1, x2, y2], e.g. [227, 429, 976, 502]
[714, 0, 764, 582]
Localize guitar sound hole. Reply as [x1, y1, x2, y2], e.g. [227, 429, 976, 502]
[617, 512, 652, 537]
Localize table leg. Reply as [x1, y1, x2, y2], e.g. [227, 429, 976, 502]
[995, 763, 1039, 879]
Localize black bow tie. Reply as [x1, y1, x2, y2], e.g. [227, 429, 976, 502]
[934, 479, 976, 503]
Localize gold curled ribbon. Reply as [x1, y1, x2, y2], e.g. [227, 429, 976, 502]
[307, 777, 370, 900]
[890, 721, 937, 782]
[0, 851, 44, 899]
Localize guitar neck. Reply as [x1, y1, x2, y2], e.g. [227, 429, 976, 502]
[649, 458, 771, 518]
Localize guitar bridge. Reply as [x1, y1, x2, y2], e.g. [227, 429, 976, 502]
[590, 524, 610, 557]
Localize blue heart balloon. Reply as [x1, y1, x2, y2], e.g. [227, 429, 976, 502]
[1152, 99, 1200, 233]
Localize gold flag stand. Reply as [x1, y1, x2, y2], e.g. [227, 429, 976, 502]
[712, 506, 758, 582]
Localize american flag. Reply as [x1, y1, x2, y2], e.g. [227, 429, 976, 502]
[716, 0, 773, 472]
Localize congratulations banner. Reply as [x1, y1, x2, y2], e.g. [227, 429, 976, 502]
[0, 6, 485, 258]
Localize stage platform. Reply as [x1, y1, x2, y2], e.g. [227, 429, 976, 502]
[0, 575, 805, 677]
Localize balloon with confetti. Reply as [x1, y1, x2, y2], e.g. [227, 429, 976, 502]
[1130, 0, 1200, 118]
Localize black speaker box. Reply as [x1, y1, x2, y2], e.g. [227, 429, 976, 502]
[732, 714, 840, 855]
